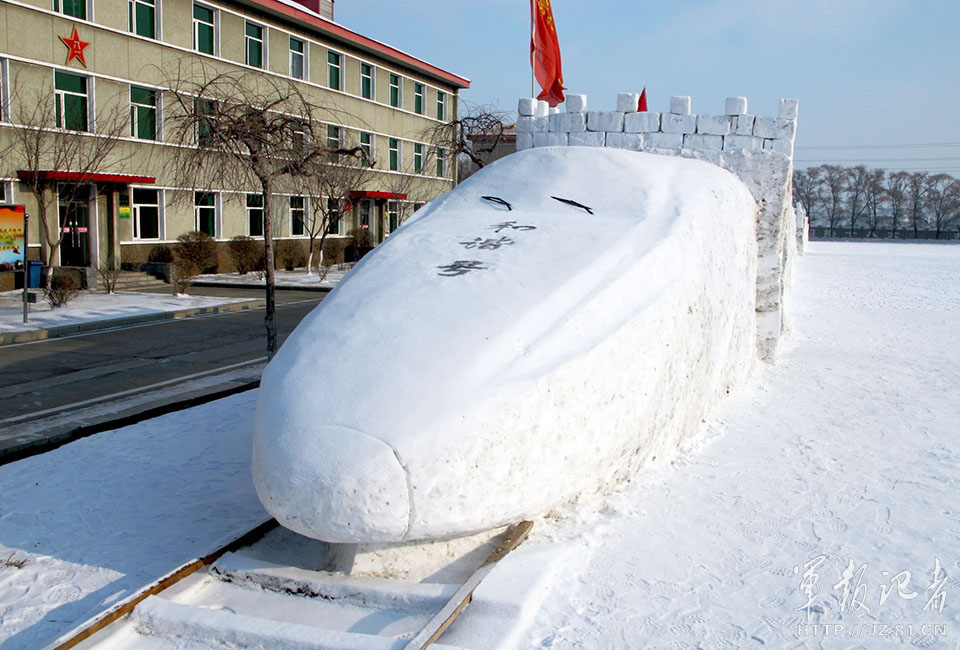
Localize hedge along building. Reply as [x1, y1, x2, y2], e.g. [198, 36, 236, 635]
[0, 0, 469, 285]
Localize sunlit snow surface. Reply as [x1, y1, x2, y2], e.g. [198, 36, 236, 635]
[252, 147, 760, 543]
[0, 242, 957, 649]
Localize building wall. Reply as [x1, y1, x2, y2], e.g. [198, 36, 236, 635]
[0, 0, 465, 269]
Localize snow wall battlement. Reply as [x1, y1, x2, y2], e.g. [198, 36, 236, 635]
[517, 93, 801, 361]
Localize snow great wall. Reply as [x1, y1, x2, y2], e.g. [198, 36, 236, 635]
[253, 93, 807, 544]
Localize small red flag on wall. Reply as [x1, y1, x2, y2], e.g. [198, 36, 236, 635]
[530, 0, 565, 106]
[638, 88, 648, 112]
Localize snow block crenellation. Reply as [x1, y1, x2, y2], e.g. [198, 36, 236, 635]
[518, 93, 800, 361]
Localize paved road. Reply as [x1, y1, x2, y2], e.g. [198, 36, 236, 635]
[0, 287, 324, 425]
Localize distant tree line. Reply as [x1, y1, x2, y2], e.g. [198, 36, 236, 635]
[793, 166, 960, 240]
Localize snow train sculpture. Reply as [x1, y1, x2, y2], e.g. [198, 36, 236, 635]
[253, 145, 766, 543]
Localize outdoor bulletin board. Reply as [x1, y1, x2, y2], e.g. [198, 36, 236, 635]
[0, 205, 26, 272]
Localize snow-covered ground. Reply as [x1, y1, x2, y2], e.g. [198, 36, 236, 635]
[0, 241, 957, 649]
[196, 268, 347, 289]
[0, 290, 253, 334]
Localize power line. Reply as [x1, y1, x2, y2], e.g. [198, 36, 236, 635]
[795, 157, 960, 164]
[797, 142, 960, 150]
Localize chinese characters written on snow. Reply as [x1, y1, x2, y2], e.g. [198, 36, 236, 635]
[794, 555, 948, 618]
[436, 220, 537, 278]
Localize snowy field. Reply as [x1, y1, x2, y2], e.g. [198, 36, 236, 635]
[196, 268, 347, 289]
[0, 241, 957, 649]
[0, 290, 253, 334]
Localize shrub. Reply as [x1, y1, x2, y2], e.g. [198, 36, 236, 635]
[95, 265, 122, 294]
[45, 274, 80, 308]
[227, 236, 263, 275]
[147, 245, 175, 263]
[176, 231, 217, 274]
[276, 240, 306, 272]
[170, 261, 200, 294]
[349, 227, 375, 249]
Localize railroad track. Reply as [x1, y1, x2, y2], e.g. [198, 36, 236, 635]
[48, 519, 535, 650]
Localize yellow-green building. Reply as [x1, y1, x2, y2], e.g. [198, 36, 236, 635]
[0, 0, 469, 280]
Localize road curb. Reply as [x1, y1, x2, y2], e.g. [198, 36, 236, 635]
[0, 379, 260, 466]
[191, 280, 333, 293]
[0, 298, 265, 346]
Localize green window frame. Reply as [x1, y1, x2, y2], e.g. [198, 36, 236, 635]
[289, 38, 305, 80]
[436, 90, 446, 120]
[195, 192, 217, 236]
[327, 199, 340, 235]
[54, 0, 85, 20]
[247, 193, 264, 237]
[290, 196, 305, 236]
[327, 51, 341, 90]
[128, 0, 155, 38]
[436, 147, 446, 178]
[132, 188, 160, 240]
[245, 22, 264, 68]
[388, 138, 399, 171]
[193, 4, 215, 54]
[130, 86, 157, 140]
[413, 143, 423, 174]
[388, 201, 399, 232]
[195, 98, 216, 146]
[54, 71, 88, 132]
[359, 132, 372, 163]
[360, 63, 373, 99]
[389, 74, 400, 108]
[414, 83, 424, 115]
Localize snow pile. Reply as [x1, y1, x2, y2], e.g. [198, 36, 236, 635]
[254, 147, 759, 543]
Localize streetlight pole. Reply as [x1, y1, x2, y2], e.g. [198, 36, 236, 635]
[22, 211, 29, 324]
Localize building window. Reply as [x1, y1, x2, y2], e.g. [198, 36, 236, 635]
[327, 124, 341, 162]
[359, 200, 370, 228]
[128, 0, 156, 38]
[289, 38, 305, 80]
[327, 51, 341, 90]
[195, 192, 217, 236]
[130, 86, 157, 140]
[359, 132, 372, 162]
[325, 198, 340, 235]
[360, 63, 373, 99]
[195, 98, 216, 146]
[414, 83, 424, 115]
[132, 188, 161, 240]
[388, 138, 399, 171]
[247, 193, 264, 236]
[413, 143, 423, 173]
[54, 0, 85, 20]
[436, 147, 446, 177]
[436, 90, 446, 121]
[0, 182, 8, 202]
[389, 74, 400, 108]
[388, 201, 399, 232]
[245, 22, 264, 68]
[193, 4, 216, 55]
[54, 71, 88, 132]
[290, 196, 305, 236]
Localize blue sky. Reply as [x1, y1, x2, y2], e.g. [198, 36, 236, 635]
[335, 0, 960, 173]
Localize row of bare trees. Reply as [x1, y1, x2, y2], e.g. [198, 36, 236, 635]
[2, 62, 504, 356]
[793, 165, 960, 239]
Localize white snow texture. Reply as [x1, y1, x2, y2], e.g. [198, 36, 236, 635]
[253, 147, 759, 543]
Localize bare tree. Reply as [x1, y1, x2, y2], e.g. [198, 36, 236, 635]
[906, 172, 929, 239]
[422, 102, 509, 181]
[162, 65, 334, 357]
[863, 169, 886, 237]
[294, 141, 371, 274]
[844, 165, 870, 236]
[820, 165, 847, 236]
[924, 174, 960, 239]
[884, 171, 909, 238]
[792, 167, 820, 224]
[2, 71, 130, 285]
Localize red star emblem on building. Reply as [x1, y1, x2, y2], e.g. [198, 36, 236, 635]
[59, 26, 90, 67]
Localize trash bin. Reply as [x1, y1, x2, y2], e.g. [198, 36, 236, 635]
[27, 260, 42, 288]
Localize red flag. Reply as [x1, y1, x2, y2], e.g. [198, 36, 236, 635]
[638, 87, 648, 112]
[530, 0, 565, 106]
